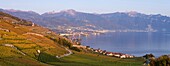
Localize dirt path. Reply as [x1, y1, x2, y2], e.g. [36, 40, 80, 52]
[56, 46, 73, 58]
[2, 44, 26, 55]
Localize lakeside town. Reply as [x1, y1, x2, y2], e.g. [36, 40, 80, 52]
[54, 24, 158, 59]
[59, 32, 135, 59]
[53, 24, 157, 35]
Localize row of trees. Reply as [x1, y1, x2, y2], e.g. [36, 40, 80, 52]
[143, 54, 170, 66]
[46, 35, 82, 52]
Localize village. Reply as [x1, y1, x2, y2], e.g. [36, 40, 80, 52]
[59, 33, 135, 59]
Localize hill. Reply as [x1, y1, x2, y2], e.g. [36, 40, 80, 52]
[0, 11, 72, 66]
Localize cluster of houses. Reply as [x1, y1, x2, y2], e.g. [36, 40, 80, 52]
[72, 44, 134, 58]
[60, 33, 135, 59]
[88, 48, 134, 58]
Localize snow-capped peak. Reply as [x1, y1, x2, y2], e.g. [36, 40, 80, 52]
[46, 11, 59, 14]
[61, 9, 77, 16]
[5, 9, 35, 13]
[126, 11, 139, 17]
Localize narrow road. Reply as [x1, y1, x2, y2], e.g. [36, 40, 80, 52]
[2, 44, 26, 55]
[56, 46, 73, 58]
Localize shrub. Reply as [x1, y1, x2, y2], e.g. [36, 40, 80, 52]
[38, 52, 60, 63]
[148, 55, 170, 66]
[45, 36, 72, 48]
[70, 47, 81, 52]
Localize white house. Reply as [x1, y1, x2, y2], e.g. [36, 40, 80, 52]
[106, 52, 114, 56]
[120, 55, 126, 58]
[114, 54, 121, 57]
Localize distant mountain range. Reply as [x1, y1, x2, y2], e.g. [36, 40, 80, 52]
[1, 8, 170, 32]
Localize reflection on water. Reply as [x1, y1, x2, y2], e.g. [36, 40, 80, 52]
[81, 32, 170, 57]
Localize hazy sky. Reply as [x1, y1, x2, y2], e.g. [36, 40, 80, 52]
[0, 0, 169, 16]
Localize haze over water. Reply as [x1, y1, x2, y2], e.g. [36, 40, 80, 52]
[81, 32, 170, 57]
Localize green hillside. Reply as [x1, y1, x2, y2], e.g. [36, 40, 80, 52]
[0, 11, 70, 66]
[0, 11, 144, 66]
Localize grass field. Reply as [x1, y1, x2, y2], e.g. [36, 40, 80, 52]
[0, 57, 48, 66]
[45, 51, 144, 66]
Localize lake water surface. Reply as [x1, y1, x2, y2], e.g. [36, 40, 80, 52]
[81, 32, 170, 57]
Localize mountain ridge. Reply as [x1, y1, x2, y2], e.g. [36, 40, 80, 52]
[1, 8, 170, 32]
[1, 8, 169, 16]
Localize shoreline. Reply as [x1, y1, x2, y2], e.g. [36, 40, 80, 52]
[61, 33, 170, 59]
[60, 34, 135, 59]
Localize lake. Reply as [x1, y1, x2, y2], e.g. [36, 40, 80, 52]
[81, 32, 170, 57]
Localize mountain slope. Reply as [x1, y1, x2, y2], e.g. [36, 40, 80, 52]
[0, 11, 71, 66]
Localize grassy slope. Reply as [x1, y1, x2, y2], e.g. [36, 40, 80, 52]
[0, 12, 68, 66]
[48, 52, 144, 66]
[0, 12, 144, 66]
